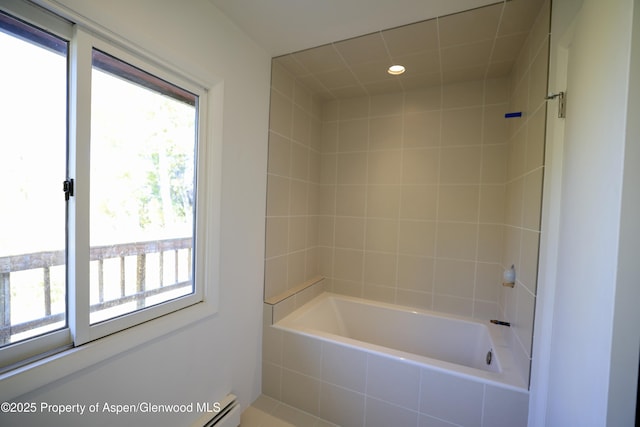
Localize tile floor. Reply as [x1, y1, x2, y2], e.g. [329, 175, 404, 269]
[241, 395, 338, 427]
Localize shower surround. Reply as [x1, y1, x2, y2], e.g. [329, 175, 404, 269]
[263, 0, 550, 421]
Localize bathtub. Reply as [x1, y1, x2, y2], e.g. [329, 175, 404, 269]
[274, 292, 526, 391]
[269, 292, 529, 426]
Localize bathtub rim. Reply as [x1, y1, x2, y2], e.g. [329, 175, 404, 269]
[272, 292, 528, 393]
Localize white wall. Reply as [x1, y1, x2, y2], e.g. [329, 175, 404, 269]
[0, 0, 270, 425]
[607, 0, 640, 423]
[540, 0, 639, 425]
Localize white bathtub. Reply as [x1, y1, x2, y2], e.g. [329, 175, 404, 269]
[274, 292, 526, 392]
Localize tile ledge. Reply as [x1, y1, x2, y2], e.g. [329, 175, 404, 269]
[264, 275, 324, 306]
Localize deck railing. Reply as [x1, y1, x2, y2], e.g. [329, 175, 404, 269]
[0, 237, 192, 344]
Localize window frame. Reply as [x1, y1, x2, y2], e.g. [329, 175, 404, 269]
[0, 0, 220, 382]
[70, 27, 208, 346]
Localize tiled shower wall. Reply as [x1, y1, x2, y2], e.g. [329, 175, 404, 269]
[264, 61, 323, 301]
[500, 0, 550, 382]
[317, 80, 510, 319]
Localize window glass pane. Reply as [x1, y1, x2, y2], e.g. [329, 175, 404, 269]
[0, 12, 68, 347]
[89, 49, 197, 325]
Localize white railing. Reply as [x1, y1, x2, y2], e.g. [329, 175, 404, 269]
[0, 237, 192, 344]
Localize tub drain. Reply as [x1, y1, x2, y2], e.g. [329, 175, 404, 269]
[486, 350, 493, 365]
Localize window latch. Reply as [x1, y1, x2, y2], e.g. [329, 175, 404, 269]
[63, 178, 74, 201]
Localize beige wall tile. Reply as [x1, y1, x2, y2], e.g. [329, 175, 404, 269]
[528, 41, 550, 114]
[395, 289, 432, 310]
[484, 78, 509, 104]
[305, 247, 319, 280]
[293, 105, 311, 145]
[523, 168, 544, 230]
[507, 126, 526, 180]
[289, 180, 308, 215]
[321, 121, 338, 153]
[483, 104, 510, 144]
[266, 217, 289, 258]
[287, 251, 306, 287]
[333, 248, 364, 282]
[526, 107, 547, 171]
[335, 185, 366, 216]
[442, 80, 485, 108]
[397, 255, 434, 292]
[520, 230, 540, 293]
[400, 185, 438, 220]
[367, 185, 401, 219]
[383, 18, 438, 56]
[318, 185, 336, 215]
[433, 294, 474, 317]
[320, 153, 337, 184]
[368, 150, 402, 184]
[502, 226, 522, 268]
[317, 246, 334, 276]
[436, 222, 478, 261]
[294, 81, 313, 112]
[437, 185, 480, 222]
[401, 148, 439, 184]
[505, 178, 524, 227]
[403, 110, 441, 148]
[339, 97, 370, 120]
[321, 340, 367, 392]
[317, 216, 334, 247]
[308, 150, 321, 184]
[270, 89, 293, 137]
[441, 107, 483, 146]
[434, 259, 476, 298]
[319, 382, 365, 427]
[266, 175, 290, 216]
[477, 224, 504, 263]
[281, 369, 320, 416]
[440, 40, 493, 72]
[475, 262, 501, 301]
[288, 216, 307, 252]
[370, 116, 403, 150]
[268, 132, 291, 176]
[364, 251, 397, 287]
[370, 92, 404, 117]
[334, 217, 365, 250]
[271, 61, 295, 98]
[337, 152, 368, 184]
[338, 118, 369, 152]
[439, 146, 482, 184]
[404, 86, 442, 112]
[482, 144, 508, 184]
[290, 142, 309, 180]
[331, 278, 362, 297]
[398, 220, 436, 256]
[377, 283, 404, 301]
[479, 184, 506, 224]
[264, 255, 288, 299]
[437, 3, 502, 48]
[365, 218, 399, 253]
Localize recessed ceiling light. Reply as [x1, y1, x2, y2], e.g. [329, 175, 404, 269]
[387, 65, 406, 75]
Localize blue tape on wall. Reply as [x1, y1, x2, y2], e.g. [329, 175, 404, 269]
[505, 112, 522, 118]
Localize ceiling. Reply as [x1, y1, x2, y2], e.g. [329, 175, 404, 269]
[211, 0, 546, 99]
[210, 0, 501, 56]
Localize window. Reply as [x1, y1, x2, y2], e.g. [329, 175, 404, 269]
[0, 1, 208, 371]
[89, 48, 197, 325]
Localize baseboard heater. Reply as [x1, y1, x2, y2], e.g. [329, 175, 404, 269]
[191, 393, 240, 427]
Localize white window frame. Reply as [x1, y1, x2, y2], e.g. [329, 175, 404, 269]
[0, 0, 221, 395]
[69, 27, 208, 345]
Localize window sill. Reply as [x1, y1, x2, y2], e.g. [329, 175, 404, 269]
[0, 297, 216, 402]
